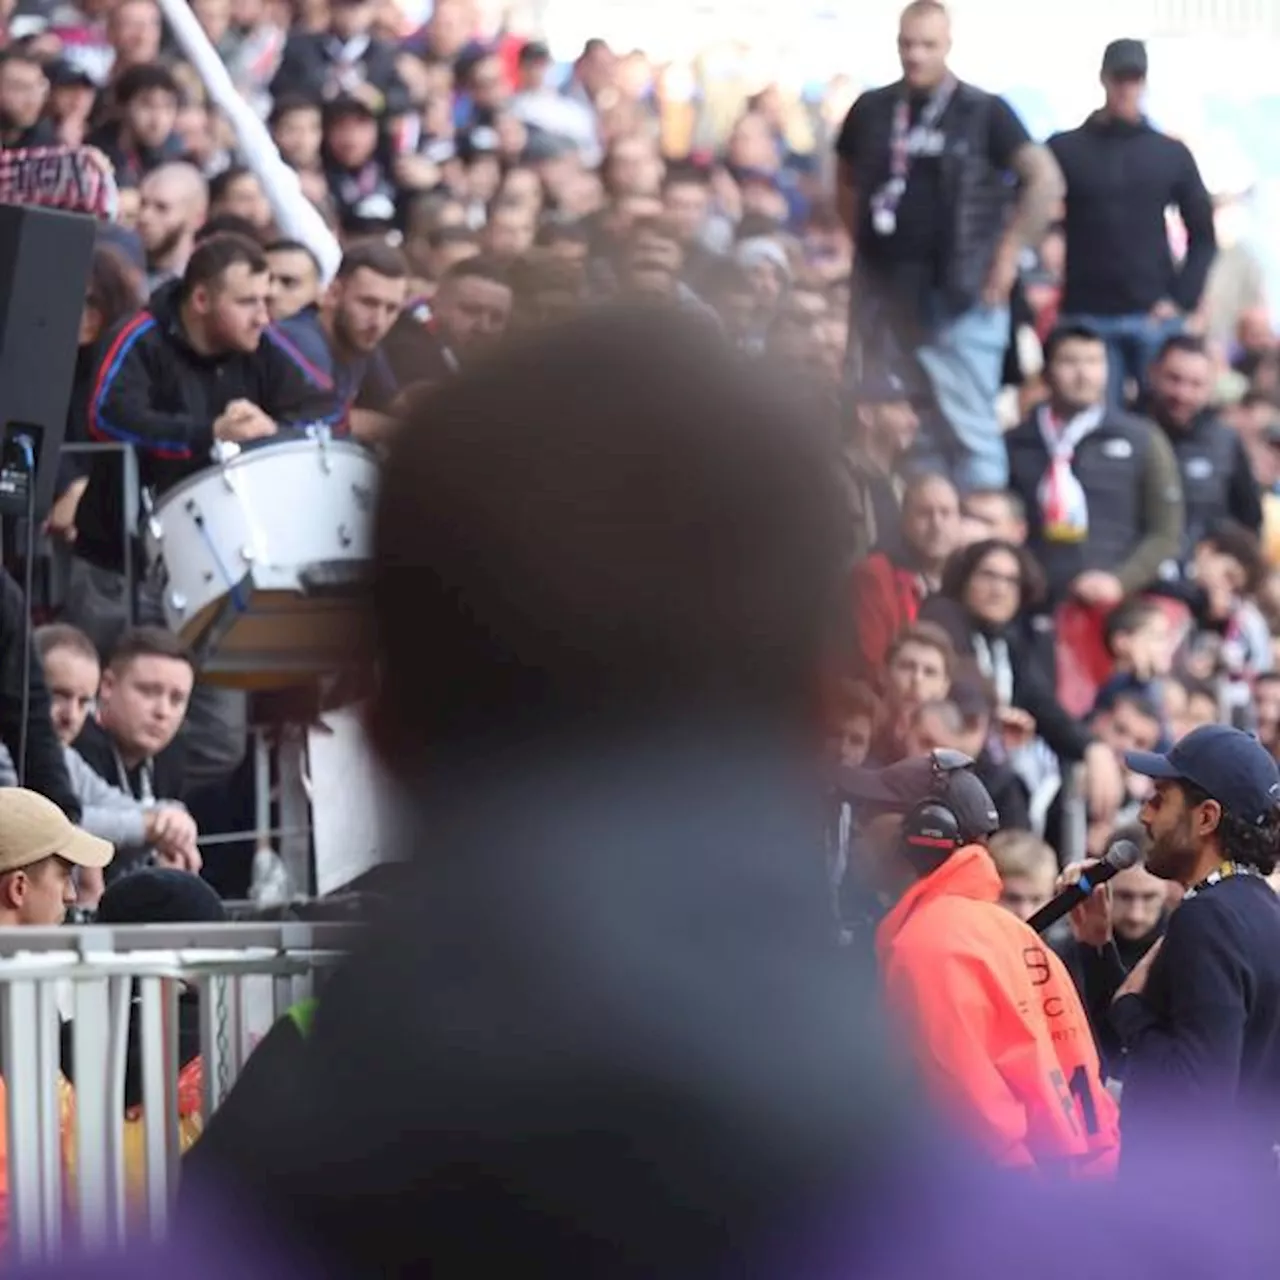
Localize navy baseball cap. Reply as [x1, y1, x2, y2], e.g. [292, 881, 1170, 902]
[1125, 724, 1280, 826]
[841, 751, 1000, 843]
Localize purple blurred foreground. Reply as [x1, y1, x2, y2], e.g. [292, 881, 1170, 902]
[27, 1135, 1280, 1280]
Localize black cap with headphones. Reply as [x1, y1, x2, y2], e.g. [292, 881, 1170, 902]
[840, 749, 1001, 874]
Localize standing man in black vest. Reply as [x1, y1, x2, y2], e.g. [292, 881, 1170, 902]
[834, 0, 1062, 493]
[1048, 39, 1216, 407]
[1145, 333, 1261, 570]
[1005, 324, 1184, 608]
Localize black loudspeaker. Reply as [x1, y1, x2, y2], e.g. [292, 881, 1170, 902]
[0, 204, 97, 521]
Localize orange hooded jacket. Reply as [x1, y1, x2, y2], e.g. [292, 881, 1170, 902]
[876, 844, 1120, 1177]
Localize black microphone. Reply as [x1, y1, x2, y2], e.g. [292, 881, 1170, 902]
[1026, 839, 1143, 935]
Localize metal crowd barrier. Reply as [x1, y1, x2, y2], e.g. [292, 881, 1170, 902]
[0, 921, 356, 1262]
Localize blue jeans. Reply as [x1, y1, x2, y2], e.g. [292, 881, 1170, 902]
[913, 302, 1011, 492]
[1058, 311, 1184, 406]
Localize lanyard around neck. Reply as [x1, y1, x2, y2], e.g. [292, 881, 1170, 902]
[1182, 860, 1260, 902]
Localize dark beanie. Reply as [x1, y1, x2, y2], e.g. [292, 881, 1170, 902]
[97, 868, 226, 925]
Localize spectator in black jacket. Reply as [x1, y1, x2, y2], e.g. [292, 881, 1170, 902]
[269, 0, 409, 121]
[1144, 333, 1262, 566]
[0, 571, 80, 822]
[1047, 40, 1216, 406]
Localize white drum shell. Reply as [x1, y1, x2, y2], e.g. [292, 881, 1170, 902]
[146, 439, 377, 637]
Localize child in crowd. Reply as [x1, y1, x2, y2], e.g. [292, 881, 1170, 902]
[987, 829, 1064, 942]
[1093, 597, 1176, 726]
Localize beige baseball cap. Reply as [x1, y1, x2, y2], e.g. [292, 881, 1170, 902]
[0, 788, 113, 874]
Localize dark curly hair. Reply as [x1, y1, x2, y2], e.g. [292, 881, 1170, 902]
[938, 538, 1047, 614]
[1182, 781, 1280, 877]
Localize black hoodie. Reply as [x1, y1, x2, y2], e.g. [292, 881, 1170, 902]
[73, 280, 338, 574]
[1047, 112, 1216, 316]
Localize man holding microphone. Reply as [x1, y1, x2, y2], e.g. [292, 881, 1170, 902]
[1062, 724, 1280, 1174]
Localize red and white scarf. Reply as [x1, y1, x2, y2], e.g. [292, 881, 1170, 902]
[1036, 404, 1103, 544]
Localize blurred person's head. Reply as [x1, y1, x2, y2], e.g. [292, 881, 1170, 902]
[1164, 676, 1218, 741]
[329, 0, 376, 40]
[208, 165, 272, 232]
[0, 49, 47, 134]
[460, 52, 506, 115]
[905, 699, 966, 759]
[1100, 38, 1147, 123]
[740, 174, 789, 224]
[265, 239, 323, 321]
[898, 0, 952, 91]
[988, 829, 1057, 922]
[482, 199, 536, 263]
[827, 681, 879, 771]
[35, 624, 100, 746]
[901, 473, 962, 578]
[515, 39, 552, 93]
[1192, 520, 1265, 620]
[498, 166, 544, 217]
[1128, 724, 1280, 884]
[271, 96, 324, 171]
[535, 219, 590, 266]
[725, 111, 778, 174]
[508, 254, 585, 330]
[98, 627, 194, 767]
[852, 374, 918, 464]
[192, 0, 231, 44]
[575, 36, 616, 99]
[80, 242, 144, 346]
[885, 623, 955, 713]
[1258, 673, 1280, 750]
[324, 95, 381, 170]
[430, 256, 513, 356]
[1044, 324, 1108, 413]
[424, 0, 471, 60]
[1109, 858, 1167, 943]
[960, 489, 1027, 546]
[1149, 334, 1214, 430]
[1093, 689, 1163, 768]
[179, 233, 271, 356]
[941, 538, 1044, 631]
[734, 237, 789, 308]
[661, 165, 711, 245]
[116, 61, 179, 151]
[1105, 598, 1175, 679]
[705, 259, 758, 345]
[0, 790, 111, 927]
[137, 162, 208, 268]
[604, 134, 663, 199]
[108, 0, 162, 71]
[327, 240, 409, 354]
[369, 306, 846, 768]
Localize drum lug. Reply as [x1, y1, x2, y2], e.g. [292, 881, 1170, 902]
[241, 545, 256, 563]
[169, 591, 187, 615]
[337, 524, 352, 549]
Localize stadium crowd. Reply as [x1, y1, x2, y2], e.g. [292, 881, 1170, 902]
[0, 0, 1275, 1238]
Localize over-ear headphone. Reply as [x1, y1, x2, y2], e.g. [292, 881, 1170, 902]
[901, 749, 971, 875]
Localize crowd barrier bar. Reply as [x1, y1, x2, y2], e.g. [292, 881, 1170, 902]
[0, 921, 356, 1261]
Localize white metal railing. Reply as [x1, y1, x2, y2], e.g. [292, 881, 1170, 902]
[0, 921, 356, 1263]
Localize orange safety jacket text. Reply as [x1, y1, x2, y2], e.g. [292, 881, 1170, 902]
[876, 844, 1120, 1176]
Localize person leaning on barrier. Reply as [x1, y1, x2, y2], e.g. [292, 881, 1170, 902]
[843, 750, 1120, 1175]
[0, 788, 113, 1251]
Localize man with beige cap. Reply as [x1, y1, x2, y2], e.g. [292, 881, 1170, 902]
[0, 790, 113, 927]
